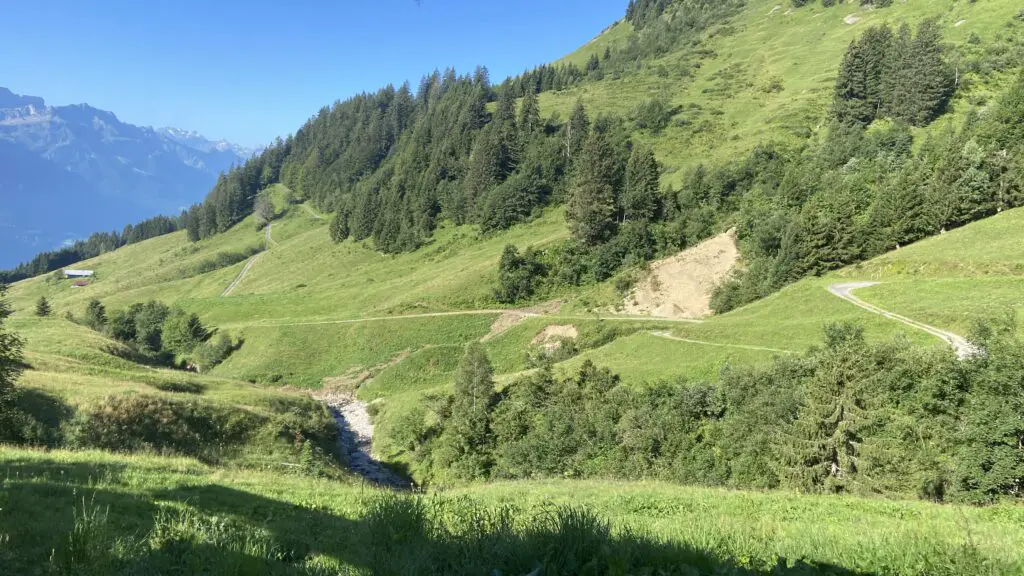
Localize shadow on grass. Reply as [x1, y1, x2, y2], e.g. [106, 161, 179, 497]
[146, 380, 206, 395]
[6, 388, 74, 446]
[2, 458, 883, 575]
[150, 484, 878, 576]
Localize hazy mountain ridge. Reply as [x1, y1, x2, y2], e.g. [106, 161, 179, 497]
[0, 87, 253, 267]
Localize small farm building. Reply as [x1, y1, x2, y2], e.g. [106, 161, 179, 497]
[63, 270, 94, 279]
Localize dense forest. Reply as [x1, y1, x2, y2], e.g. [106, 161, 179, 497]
[409, 319, 1024, 503]
[180, 0, 746, 253]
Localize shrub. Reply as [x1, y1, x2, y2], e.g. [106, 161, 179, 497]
[630, 97, 676, 134]
[162, 309, 208, 355]
[84, 299, 107, 330]
[494, 245, 546, 304]
[66, 394, 258, 460]
[193, 332, 237, 372]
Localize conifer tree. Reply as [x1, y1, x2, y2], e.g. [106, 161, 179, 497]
[34, 296, 51, 318]
[518, 89, 541, 136]
[438, 343, 497, 479]
[907, 19, 955, 126]
[564, 100, 590, 164]
[185, 205, 203, 242]
[329, 209, 350, 243]
[463, 126, 504, 221]
[783, 323, 874, 493]
[566, 125, 619, 244]
[833, 40, 867, 124]
[622, 145, 661, 222]
[0, 285, 24, 424]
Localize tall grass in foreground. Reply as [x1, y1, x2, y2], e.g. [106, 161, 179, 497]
[41, 490, 1015, 576]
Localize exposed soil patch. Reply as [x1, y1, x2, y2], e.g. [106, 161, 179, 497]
[481, 300, 563, 341]
[482, 312, 532, 342]
[531, 325, 579, 351]
[623, 230, 739, 319]
[844, 14, 862, 25]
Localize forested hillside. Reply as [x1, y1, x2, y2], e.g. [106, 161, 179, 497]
[178, 0, 1024, 313]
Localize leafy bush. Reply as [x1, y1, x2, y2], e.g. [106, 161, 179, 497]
[84, 299, 107, 331]
[66, 394, 258, 460]
[162, 309, 208, 355]
[66, 393, 337, 469]
[193, 332, 237, 372]
[494, 245, 546, 304]
[630, 97, 677, 134]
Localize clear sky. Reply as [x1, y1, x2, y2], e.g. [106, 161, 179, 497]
[0, 0, 625, 148]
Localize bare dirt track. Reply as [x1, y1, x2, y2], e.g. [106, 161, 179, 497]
[221, 223, 274, 297]
[827, 282, 979, 359]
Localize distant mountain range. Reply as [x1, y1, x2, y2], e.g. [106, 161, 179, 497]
[0, 87, 256, 268]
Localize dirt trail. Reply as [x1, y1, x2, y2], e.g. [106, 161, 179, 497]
[234, 311, 704, 330]
[650, 330, 795, 354]
[302, 203, 326, 220]
[317, 392, 411, 489]
[221, 223, 274, 297]
[827, 282, 979, 359]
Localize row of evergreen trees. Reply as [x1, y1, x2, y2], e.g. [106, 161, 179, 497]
[834, 21, 956, 127]
[414, 321, 1024, 503]
[0, 214, 182, 284]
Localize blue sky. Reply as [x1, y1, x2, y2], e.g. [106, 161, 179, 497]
[0, 0, 625, 147]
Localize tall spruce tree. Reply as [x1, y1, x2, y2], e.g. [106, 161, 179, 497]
[566, 122, 620, 244]
[565, 100, 590, 164]
[438, 343, 497, 480]
[518, 89, 542, 136]
[906, 19, 955, 126]
[622, 145, 661, 222]
[784, 323, 874, 493]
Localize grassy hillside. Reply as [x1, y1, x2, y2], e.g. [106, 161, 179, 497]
[544, 0, 1024, 185]
[4, 0, 1024, 572]
[2, 447, 1021, 575]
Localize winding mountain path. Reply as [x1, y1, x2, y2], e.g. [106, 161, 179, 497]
[221, 223, 273, 297]
[827, 282, 979, 359]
